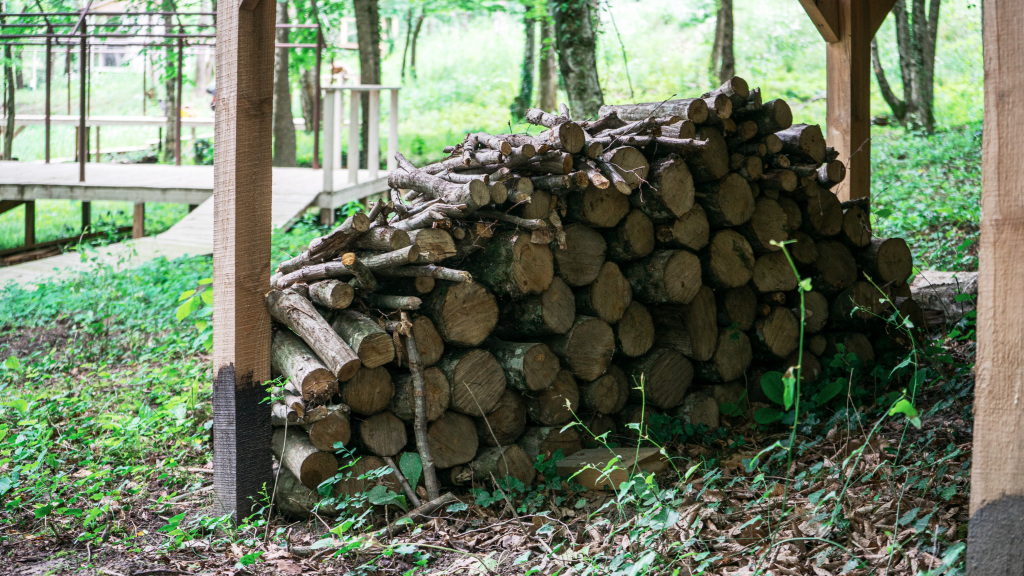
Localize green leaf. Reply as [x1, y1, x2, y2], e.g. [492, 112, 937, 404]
[366, 485, 407, 510]
[399, 452, 423, 490]
[888, 398, 922, 428]
[812, 378, 844, 404]
[198, 277, 213, 285]
[200, 289, 214, 305]
[760, 371, 785, 406]
[753, 407, 784, 425]
[3, 356, 20, 371]
[939, 485, 956, 501]
[799, 278, 813, 292]
[446, 502, 468, 513]
[177, 289, 195, 302]
[176, 298, 199, 322]
[782, 369, 797, 411]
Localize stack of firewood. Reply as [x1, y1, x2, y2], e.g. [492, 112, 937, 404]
[265, 76, 922, 506]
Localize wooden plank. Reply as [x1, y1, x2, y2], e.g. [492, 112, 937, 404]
[0, 200, 23, 216]
[825, 0, 872, 202]
[212, 0, 276, 520]
[132, 202, 145, 238]
[869, 0, 897, 35]
[555, 448, 667, 491]
[799, 0, 839, 43]
[82, 201, 90, 231]
[968, 0, 1024, 572]
[24, 201, 35, 247]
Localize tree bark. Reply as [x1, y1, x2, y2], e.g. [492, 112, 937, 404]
[539, 17, 558, 111]
[710, 0, 735, 85]
[550, 0, 603, 118]
[488, 339, 560, 392]
[273, 428, 339, 490]
[332, 309, 396, 368]
[273, 0, 297, 167]
[511, 11, 536, 119]
[354, 0, 382, 165]
[271, 330, 339, 403]
[266, 290, 362, 381]
[162, 4, 178, 162]
[497, 276, 577, 338]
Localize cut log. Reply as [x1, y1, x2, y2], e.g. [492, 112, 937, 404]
[775, 124, 826, 164]
[273, 466, 337, 519]
[427, 411, 479, 469]
[860, 237, 913, 285]
[655, 204, 709, 251]
[566, 184, 631, 228]
[680, 130, 730, 183]
[802, 189, 843, 238]
[602, 209, 655, 262]
[551, 223, 608, 286]
[753, 306, 800, 359]
[841, 206, 872, 248]
[390, 366, 450, 422]
[308, 280, 355, 310]
[807, 333, 827, 357]
[518, 426, 583, 460]
[616, 301, 655, 358]
[465, 229, 553, 297]
[706, 76, 750, 107]
[601, 146, 650, 190]
[488, 339, 560, 392]
[367, 295, 421, 311]
[652, 285, 718, 362]
[331, 309, 396, 369]
[550, 315, 616, 382]
[814, 240, 858, 294]
[760, 169, 799, 193]
[675, 389, 720, 430]
[524, 109, 585, 154]
[278, 212, 371, 274]
[498, 276, 576, 338]
[789, 231, 819, 266]
[698, 173, 755, 227]
[354, 226, 412, 252]
[636, 155, 695, 219]
[409, 228, 457, 262]
[267, 290, 362, 381]
[629, 348, 693, 410]
[576, 261, 633, 324]
[305, 407, 352, 452]
[456, 445, 537, 487]
[520, 188, 553, 220]
[803, 290, 830, 333]
[752, 251, 799, 293]
[717, 284, 757, 331]
[526, 369, 580, 426]
[703, 93, 733, 124]
[703, 230, 755, 289]
[272, 427, 339, 490]
[777, 197, 803, 233]
[741, 197, 789, 254]
[581, 364, 630, 415]
[698, 328, 753, 382]
[439, 349, 507, 416]
[831, 281, 889, 326]
[476, 389, 527, 447]
[340, 366, 395, 416]
[271, 329, 339, 404]
[740, 98, 792, 133]
[409, 316, 444, 367]
[357, 411, 407, 457]
[389, 159, 491, 209]
[600, 98, 709, 123]
[624, 249, 702, 304]
[424, 282, 498, 347]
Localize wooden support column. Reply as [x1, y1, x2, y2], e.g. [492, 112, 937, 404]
[968, 0, 1024, 572]
[801, 0, 894, 203]
[24, 201, 35, 247]
[212, 0, 276, 520]
[81, 201, 91, 232]
[132, 203, 145, 238]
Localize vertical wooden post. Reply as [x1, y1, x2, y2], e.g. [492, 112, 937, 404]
[347, 89, 359, 185]
[387, 88, 398, 173]
[212, 0, 275, 520]
[312, 27, 322, 170]
[95, 126, 101, 162]
[367, 89, 379, 180]
[132, 203, 145, 238]
[176, 34, 184, 166]
[321, 89, 335, 226]
[81, 201, 91, 232]
[45, 27, 51, 164]
[968, 0, 1024, 572]
[24, 201, 35, 247]
[79, 21, 87, 182]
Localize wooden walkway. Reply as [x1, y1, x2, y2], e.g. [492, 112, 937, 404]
[0, 162, 388, 287]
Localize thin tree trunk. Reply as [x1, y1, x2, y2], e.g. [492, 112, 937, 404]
[3, 43, 13, 161]
[710, 0, 735, 85]
[551, 0, 603, 119]
[162, 4, 177, 162]
[410, 9, 425, 80]
[401, 7, 413, 81]
[539, 17, 558, 111]
[354, 0, 382, 168]
[273, 0, 297, 167]
[511, 12, 536, 119]
[874, 0, 941, 132]
[298, 68, 315, 134]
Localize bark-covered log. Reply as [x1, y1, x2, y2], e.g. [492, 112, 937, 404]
[629, 348, 693, 410]
[581, 364, 630, 415]
[488, 339, 560, 392]
[309, 280, 356, 310]
[741, 197, 789, 254]
[409, 228, 457, 262]
[576, 261, 633, 324]
[271, 330, 339, 404]
[675, 389, 720, 430]
[655, 204, 710, 251]
[802, 189, 843, 238]
[775, 123, 826, 164]
[760, 169, 798, 193]
[465, 229, 554, 297]
[525, 109, 586, 154]
[353, 226, 412, 252]
[550, 316, 616, 382]
[390, 367, 450, 422]
[698, 328, 753, 382]
[717, 284, 757, 331]
[518, 426, 583, 460]
[340, 366, 395, 416]
[526, 369, 580, 426]
[753, 306, 799, 359]
[752, 251, 799, 294]
[551, 223, 607, 286]
[602, 209, 655, 262]
[305, 407, 352, 452]
[777, 197, 802, 232]
[424, 282, 498, 347]
[566, 184, 631, 228]
[698, 173, 755, 227]
[332, 309, 395, 369]
[841, 206, 872, 248]
[802, 290, 830, 334]
[454, 444, 537, 487]
[703, 230, 755, 289]
[600, 98, 709, 123]
[616, 301, 655, 358]
[476, 389, 527, 447]
[653, 285, 718, 362]
[390, 157, 491, 209]
[267, 290, 362, 381]
[624, 249, 702, 304]
[814, 240, 858, 294]
[789, 231, 819, 266]
[427, 411, 479, 469]
[357, 411, 407, 457]
[278, 212, 371, 274]
[635, 155, 695, 219]
[737, 98, 792, 133]
[860, 237, 913, 285]
[439, 348, 506, 416]
[497, 276, 576, 338]
[273, 427, 339, 490]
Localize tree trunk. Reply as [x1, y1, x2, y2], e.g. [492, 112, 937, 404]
[511, 11, 536, 119]
[873, 0, 942, 132]
[354, 0, 382, 166]
[273, 0, 297, 167]
[2, 43, 13, 161]
[400, 7, 413, 81]
[409, 9, 425, 80]
[162, 5, 178, 162]
[298, 68, 315, 134]
[710, 0, 735, 85]
[538, 17, 558, 111]
[550, 0, 603, 118]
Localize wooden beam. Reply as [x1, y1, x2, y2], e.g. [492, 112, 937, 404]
[825, 0, 873, 202]
[0, 200, 23, 217]
[24, 200, 35, 247]
[799, 0, 839, 43]
[968, 0, 1024, 572]
[869, 0, 897, 35]
[212, 0, 276, 519]
[132, 202, 145, 238]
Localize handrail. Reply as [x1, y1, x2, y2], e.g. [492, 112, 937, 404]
[321, 85, 400, 197]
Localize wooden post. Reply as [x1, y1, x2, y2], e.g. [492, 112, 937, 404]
[312, 27, 322, 170]
[24, 201, 35, 247]
[387, 88, 398, 173]
[132, 203, 145, 238]
[45, 27, 51, 164]
[321, 89, 335, 225]
[95, 126, 101, 162]
[348, 89, 359, 184]
[176, 35, 184, 166]
[79, 21, 87, 182]
[801, 0, 894, 203]
[212, 0, 276, 520]
[367, 89, 379, 180]
[81, 201, 91, 232]
[968, 0, 1024, 572]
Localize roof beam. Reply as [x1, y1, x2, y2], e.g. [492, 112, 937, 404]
[799, 0, 839, 43]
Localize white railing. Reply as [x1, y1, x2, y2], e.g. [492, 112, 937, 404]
[322, 84, 400, 193]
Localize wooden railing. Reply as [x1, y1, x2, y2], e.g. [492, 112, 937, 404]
[321, 85, 400, 194]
